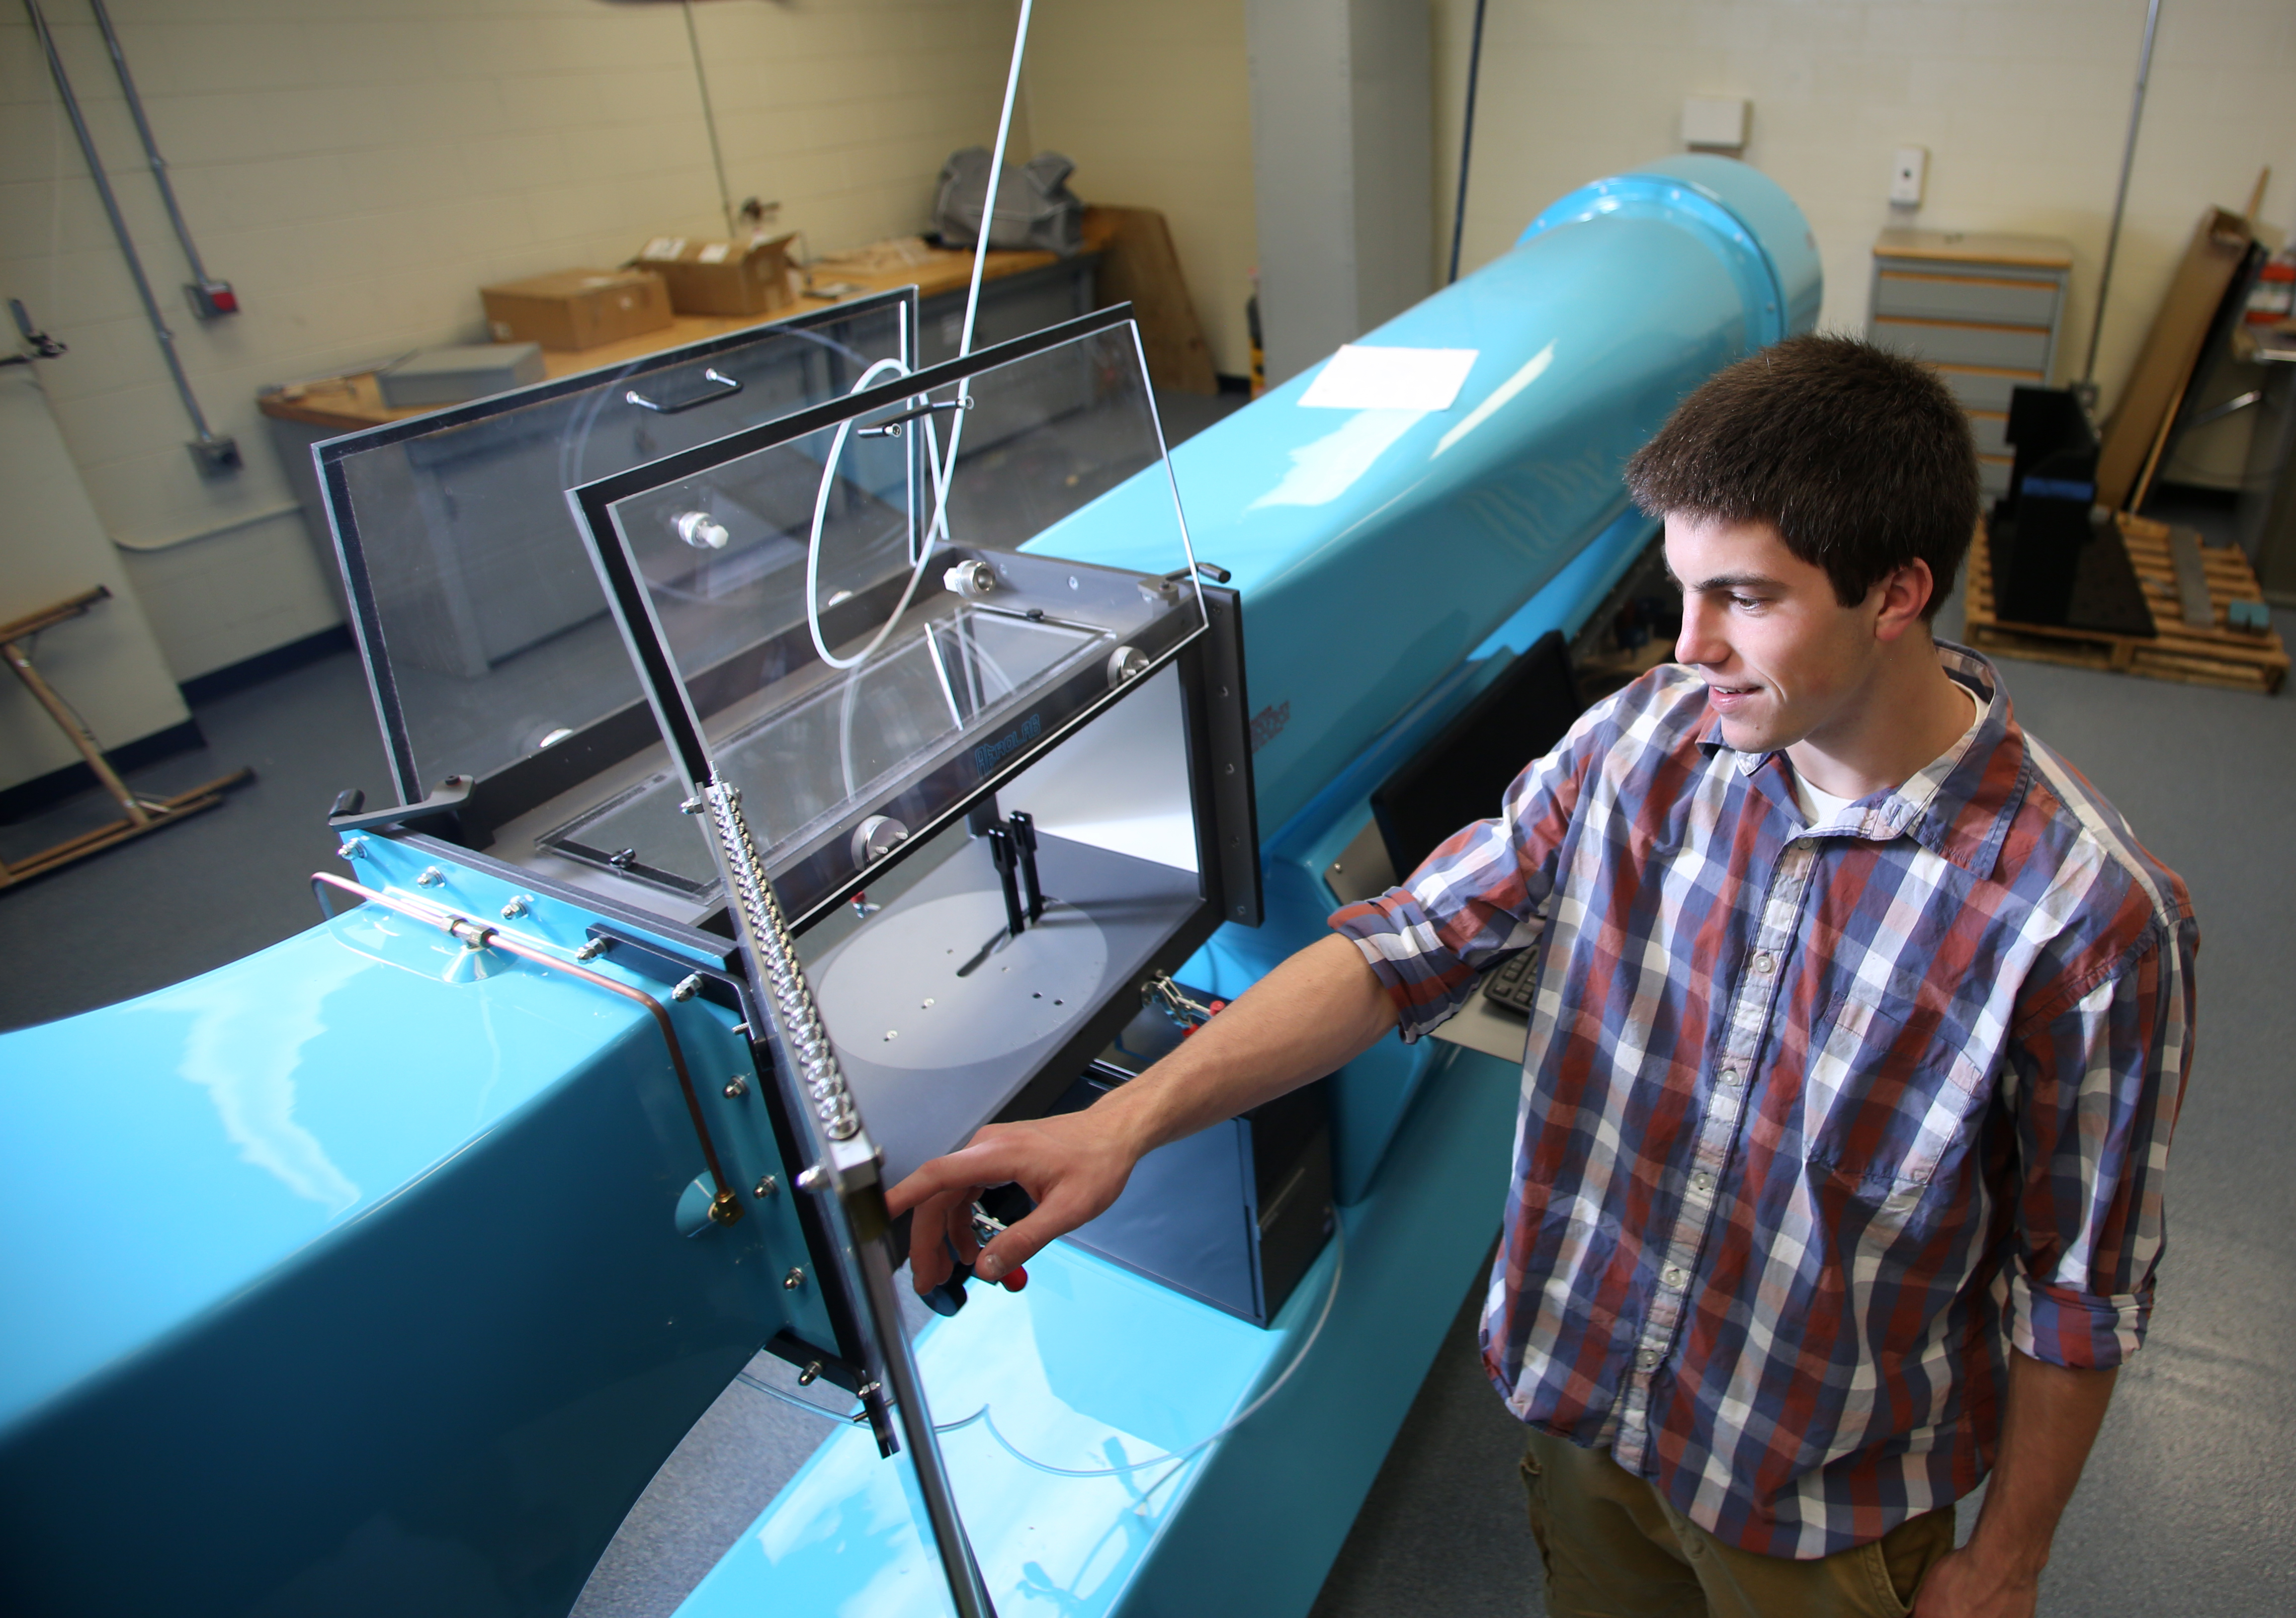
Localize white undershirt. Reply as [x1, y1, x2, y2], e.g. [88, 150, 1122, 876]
[1791, 684, 1984, 827]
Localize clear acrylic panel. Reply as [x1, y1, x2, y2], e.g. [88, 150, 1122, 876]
[318, 294, 915, 804]
[564, 314, 1206, 925]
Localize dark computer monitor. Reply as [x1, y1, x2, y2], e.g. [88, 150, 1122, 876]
[1369, 629, 1586, 882]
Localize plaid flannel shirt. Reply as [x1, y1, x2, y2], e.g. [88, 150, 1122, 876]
[1331, 645, 2196, 1558]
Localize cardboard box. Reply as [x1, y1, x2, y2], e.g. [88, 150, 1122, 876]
[377, 342, 545, 408]
[633, 232, 797, 317]
[480, 269, 672, 352]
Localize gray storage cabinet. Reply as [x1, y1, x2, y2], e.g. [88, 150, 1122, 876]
[1867, 229, 2074, 499]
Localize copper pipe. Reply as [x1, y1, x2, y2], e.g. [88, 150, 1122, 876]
[310, 870, 742, 1226]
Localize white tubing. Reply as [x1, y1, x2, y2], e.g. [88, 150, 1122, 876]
[804, 357, 934, 670]
[802, 0, 1034, 667]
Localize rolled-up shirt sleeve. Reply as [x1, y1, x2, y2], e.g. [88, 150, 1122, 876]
[2005, 914, 2198, 1368]
[1329, 697, 1603, 1042]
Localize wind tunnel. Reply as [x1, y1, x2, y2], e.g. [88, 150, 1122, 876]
[0, 154, 1820, 1618]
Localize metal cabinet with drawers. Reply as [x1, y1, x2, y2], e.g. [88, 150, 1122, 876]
[1867, 229, 2075, 497]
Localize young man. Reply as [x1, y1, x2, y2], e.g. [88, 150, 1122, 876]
[892, 336, 2197, 1618]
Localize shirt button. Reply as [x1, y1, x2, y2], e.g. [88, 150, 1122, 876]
[1718, 1066, 1741, 1086]
[1636, 1348, 1661, 1371]
[1691, 1170, 1715, 1193]
[1662, 1265, 1689, 1289]
[1753, 952, 1775, 975]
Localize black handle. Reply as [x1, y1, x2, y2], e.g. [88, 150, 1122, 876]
[624, 367, 742, 415]
[1007, 811, 1044, 921]
[985, 824, 1026, 938]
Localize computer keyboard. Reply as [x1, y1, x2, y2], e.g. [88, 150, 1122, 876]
[1481, 947, 1541, 1018]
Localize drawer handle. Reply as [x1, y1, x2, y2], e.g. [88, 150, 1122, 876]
[624, 368, 742, 415]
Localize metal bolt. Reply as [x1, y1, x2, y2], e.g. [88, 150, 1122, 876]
[723, 1076, 749, 1099]
[500, 895, 531, 920]
[797, 1361, 822, 1386]
[849, 815, 908, 870]
[674, 510, 730, 550]
[796, 1165, 828, 1193]
[783, 1267, 806, 1290]
[942, 557, 996, 599]
[416, 866, 445, 887]
[1106, 644, 1150, 688]
[574, 937, 609, 962]
[678, 797, 704, 816]
[336, 837, 367, 861]
[753, 1175, 779, 1198]
[671, 973, 703, 1002]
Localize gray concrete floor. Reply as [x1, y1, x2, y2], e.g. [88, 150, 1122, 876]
[5, 470, 2288, 1615]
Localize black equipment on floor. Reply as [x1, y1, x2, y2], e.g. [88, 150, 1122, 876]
[1990, 386, 2154, 635]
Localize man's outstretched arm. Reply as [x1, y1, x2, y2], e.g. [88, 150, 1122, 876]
[887, 934, 1398, 1291]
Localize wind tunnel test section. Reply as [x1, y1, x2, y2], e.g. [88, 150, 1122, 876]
[567, 306, 1260, 1187]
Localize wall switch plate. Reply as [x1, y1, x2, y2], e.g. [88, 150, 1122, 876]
[1682, 97, 1750, 154]
[1890, 146, 1928, 207]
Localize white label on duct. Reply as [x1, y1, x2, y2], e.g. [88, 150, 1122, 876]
[1299, 345, 1479, 412]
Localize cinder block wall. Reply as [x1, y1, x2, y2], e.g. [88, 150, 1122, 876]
[1025, 0, 1260, 378]
[0, 0, 1035, 685]
[1428, 0, 2296, 408]
[11, 0, 2294, 694]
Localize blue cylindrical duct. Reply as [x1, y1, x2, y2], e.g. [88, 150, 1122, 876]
[1120, 155, 1822, 836]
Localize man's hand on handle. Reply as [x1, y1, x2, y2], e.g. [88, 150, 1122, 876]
[888, 934, 1400, 1293]
[890, 1107, 1144, 1292]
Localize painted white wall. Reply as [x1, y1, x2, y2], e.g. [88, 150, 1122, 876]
[1428, 0, 2296, 415]
[0, 365, 190, 793]
[1, 0, 1033, 683]
[1023, 0, 1260, 377]
[1246, 0, 1434, 384]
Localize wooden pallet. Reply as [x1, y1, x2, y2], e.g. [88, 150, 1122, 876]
[1965, 513, 2288, 695]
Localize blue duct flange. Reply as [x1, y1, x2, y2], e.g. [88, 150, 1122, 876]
[1521, 152, 1825, 350]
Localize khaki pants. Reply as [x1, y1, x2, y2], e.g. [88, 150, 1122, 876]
[1520, 1430, 1958, 1618]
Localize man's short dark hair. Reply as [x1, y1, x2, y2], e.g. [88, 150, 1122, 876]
[1623, 334, 1980, 618]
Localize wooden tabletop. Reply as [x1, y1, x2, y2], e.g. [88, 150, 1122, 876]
[1874, 227, 2074, 269]
[260, 225, 1111, 434]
